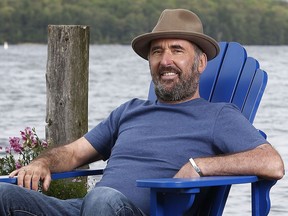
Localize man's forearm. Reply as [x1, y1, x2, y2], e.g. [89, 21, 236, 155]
[33, 145, 75, 173]
[195, 144, 284, 180]
[32, 137, 102, 173]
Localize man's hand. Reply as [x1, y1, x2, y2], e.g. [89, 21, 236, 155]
[9, 160, 51, 191]
[173, 161, 201, 178]
[8, 137, 103, 191]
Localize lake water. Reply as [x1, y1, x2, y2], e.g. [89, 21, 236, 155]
[0, 44, 287, 215]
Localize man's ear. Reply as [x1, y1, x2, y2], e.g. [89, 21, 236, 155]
[198, 53, 207, 74]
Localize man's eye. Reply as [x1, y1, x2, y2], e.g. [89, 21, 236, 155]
[174, 49, 183, 53]
[152, 50, 161, 55]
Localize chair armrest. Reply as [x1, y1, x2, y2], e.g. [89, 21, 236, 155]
[137, 176, 276, 216]
[0, 175, 17, 184]
[0, 169, 103, 184]
[137, 176, 259, 188]
[51, 169, 103, 180]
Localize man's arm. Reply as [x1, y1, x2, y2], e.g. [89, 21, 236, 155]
[174, 143, 285, 180]
[9, 137, 103, 191]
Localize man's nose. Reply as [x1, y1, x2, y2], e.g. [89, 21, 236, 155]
[159, 51, 174, 66]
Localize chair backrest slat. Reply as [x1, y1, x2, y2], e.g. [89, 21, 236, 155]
[199, 42, 228, 101]
[208, 42, 247, 103]
[242, 68, 268, 122]
[232, 57, 259, 111]
[148, 82, 157, 102]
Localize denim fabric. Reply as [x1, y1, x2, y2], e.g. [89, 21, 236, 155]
[81, 187, 146, 216]
[0, 183, 146, 216]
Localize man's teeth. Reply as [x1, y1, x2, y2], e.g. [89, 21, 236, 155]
[163, 72, 176, 76]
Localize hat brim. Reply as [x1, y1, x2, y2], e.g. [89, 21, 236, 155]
[132, 31, 220, 61]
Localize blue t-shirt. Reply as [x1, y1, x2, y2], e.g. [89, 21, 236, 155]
[84, 98, 266, 214]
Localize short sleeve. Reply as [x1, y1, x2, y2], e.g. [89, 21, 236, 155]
[213, 104, 267, 153]
[84, 104, 125, 160]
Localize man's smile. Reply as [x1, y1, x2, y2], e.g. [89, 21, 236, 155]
[160, 71, 179, 81]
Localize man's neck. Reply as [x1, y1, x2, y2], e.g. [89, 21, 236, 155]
[158, 93, 201, 104]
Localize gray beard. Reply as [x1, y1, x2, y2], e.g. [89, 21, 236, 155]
[154, 71, 200, 102]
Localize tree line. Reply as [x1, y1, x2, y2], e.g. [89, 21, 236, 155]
[1, 0, 288, 45]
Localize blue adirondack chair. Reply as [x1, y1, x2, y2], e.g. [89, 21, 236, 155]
[0, 42, 276, 216]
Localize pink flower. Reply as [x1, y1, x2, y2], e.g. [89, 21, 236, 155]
[41, 140, 48, 148]
[1, 127, 49, 176]
[20, 127, 33, 140]
[15, 160, 22, 169]
[5, 146, 11, 154]
[20, 131, 27, 141]
[9, 137, 23, 153]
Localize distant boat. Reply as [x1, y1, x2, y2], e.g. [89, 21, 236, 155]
[4, 41, 8, 50]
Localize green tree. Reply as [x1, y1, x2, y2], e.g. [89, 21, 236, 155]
[0, 0, 287, 45]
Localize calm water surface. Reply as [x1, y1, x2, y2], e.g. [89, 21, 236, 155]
[0, 44, 287, 215]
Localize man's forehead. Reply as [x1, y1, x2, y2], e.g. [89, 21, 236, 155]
[151, 38, 191, 45]
[150, 39, 195, 50]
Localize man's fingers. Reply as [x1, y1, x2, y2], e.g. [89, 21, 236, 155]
[14, 168, 27, 187]
[9, 169, 19, 178]
[9, 164, 51, 191]
[11, 168, 39, 190]
[23, 169, 34, 189]
[31, 173, 42, 191]
[42, 175, 52, 191]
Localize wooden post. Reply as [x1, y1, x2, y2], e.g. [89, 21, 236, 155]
[46, 25, 89, 146]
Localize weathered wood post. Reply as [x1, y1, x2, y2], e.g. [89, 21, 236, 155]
[46, 25, 89, 146]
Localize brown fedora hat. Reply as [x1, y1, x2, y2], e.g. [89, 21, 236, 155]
[131, 9, 220, 61]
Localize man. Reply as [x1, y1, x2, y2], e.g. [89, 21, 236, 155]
[0, 9, 284, 216]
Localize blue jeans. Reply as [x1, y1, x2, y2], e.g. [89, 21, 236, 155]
[0, 183, 146, 216]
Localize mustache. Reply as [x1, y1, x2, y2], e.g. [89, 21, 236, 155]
[158, 65, 182, 75]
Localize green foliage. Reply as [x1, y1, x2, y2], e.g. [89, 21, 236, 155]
[0, 0, 287, 45]
[0, 127, 49, 175]
[0, 127, 88, 199]
[43, 177, 88, 199]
